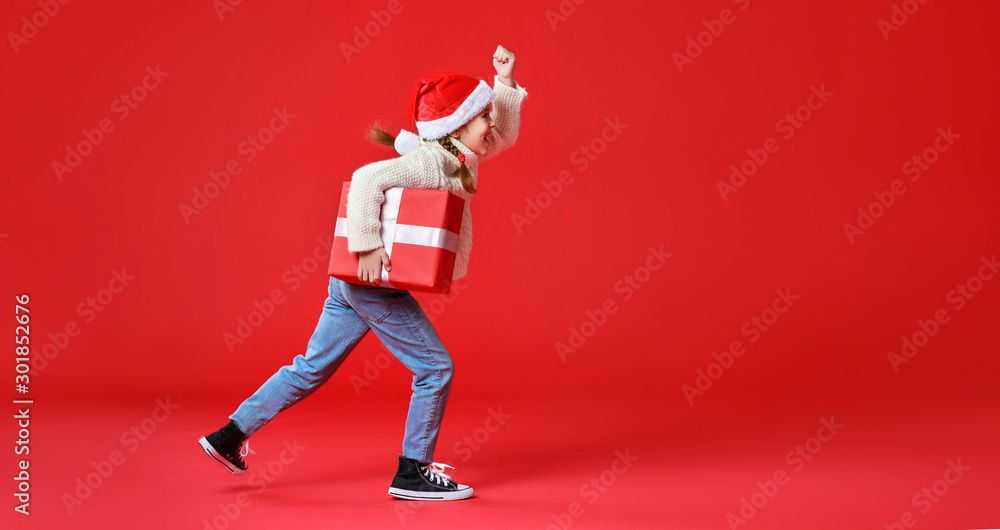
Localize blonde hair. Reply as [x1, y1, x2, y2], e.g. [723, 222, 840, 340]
[367, 121, 476, 194]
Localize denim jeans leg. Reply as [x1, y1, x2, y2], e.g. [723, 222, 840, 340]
[340, 282, 454, 464]
[230, 277, 371, 436]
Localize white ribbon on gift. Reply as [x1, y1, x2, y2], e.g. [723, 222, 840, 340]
[334, 187, 461, 288]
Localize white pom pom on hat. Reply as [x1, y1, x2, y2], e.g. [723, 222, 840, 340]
[395, 70, 495, 156]
[394, 129, 421, 155]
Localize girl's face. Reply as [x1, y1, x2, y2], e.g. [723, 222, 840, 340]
[449, 103, 496, 156]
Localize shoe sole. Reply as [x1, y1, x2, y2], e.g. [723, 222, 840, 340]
[388, 486, 474, 501]
[198, 436, 247, 475]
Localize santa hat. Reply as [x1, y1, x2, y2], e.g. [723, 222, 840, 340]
[394, 70, 495, 156]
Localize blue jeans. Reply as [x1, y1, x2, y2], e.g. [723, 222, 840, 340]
[230, 276, 454, 464]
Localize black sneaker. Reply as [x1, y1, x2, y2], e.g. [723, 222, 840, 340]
[198, 420, 250, 475]
[388, 454, 474, 501]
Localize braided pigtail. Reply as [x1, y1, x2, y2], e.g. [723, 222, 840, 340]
[366, 120, 397, 148]
[366, 122, 476, 194]
[437, 136, 476, 194]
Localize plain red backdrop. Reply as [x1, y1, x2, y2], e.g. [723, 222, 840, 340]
[2, 1, 999, 528]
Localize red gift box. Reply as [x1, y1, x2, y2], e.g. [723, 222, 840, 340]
[327, 182, 466, 293]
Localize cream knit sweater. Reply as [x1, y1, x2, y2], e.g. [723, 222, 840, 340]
[346, 74, 529, 280]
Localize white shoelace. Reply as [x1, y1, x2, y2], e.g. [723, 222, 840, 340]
[420, 462, 455, 486]
[239, 440, 253, 458]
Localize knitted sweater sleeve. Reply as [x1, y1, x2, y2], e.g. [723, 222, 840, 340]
[346, 147, 445, 252]
[480, 74, 529, 163]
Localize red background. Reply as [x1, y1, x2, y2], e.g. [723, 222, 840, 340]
[2, 1, 999, 528]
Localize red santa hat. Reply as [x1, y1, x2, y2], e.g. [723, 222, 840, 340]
[394, 70, 495, 156]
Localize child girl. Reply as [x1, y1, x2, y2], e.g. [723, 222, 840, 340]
[199, 45, 528, 501]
